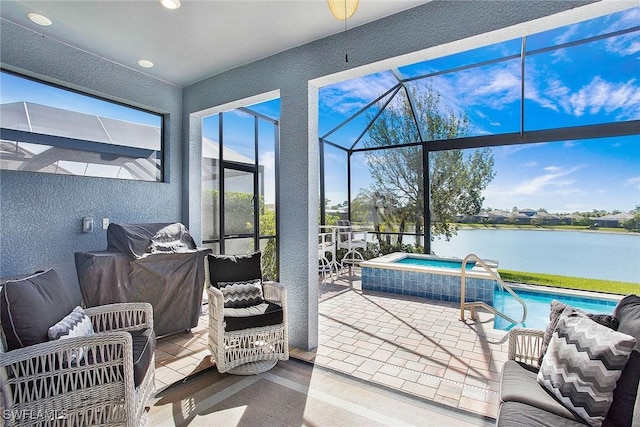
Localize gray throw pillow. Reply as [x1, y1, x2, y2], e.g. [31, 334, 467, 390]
[540, 300, 619, 361]
[48, 306, 95, 365]
[218, 279, 265, 308]
[538, 311, 635, 427]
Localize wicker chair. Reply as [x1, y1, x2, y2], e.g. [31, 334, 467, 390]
[506, 327, 545, 368]
[1, 270, 155, 427]
[207, 252, 288, 375]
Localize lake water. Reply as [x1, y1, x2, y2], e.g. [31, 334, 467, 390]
[429, 229, 640, 284]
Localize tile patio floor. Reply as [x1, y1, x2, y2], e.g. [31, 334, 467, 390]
[154, 269, 509, 421]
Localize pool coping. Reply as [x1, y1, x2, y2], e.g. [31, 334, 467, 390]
[361, 252, 499, 279]
[503, 282, 624, 304]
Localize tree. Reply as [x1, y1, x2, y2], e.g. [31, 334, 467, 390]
[364, 85, 495, 242]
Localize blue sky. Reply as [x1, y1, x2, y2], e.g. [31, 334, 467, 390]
[315, 7, 640, 213]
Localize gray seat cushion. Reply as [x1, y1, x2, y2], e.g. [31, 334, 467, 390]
[498, 401, 586, 427]
[130, 328, 155, 387]
[500, 360, 582, 422]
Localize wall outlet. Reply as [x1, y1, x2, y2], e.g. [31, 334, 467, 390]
[102, 218, 110, 230]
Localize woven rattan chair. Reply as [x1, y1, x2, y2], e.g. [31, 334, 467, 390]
[1, 270, 155, 427]
[506, 327, 545, 369]
[207, 252, 288, 375]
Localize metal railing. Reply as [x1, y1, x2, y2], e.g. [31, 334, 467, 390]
[459, 253, 527, 325]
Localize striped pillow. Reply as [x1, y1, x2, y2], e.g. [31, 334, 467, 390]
[48, 306, 95, 365]
[537, 311, 636, 426]
[219, 279, 264, 308]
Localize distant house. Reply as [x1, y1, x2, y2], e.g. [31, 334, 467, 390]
[590, 212, 633, 228]
[533, 211, 562, 225]
[519, 208, 537, 217]
[509, 211, 531, 225]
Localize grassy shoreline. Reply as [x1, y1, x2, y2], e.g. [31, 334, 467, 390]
[498, 270, 638, 296]
[457, 223, 639, 235]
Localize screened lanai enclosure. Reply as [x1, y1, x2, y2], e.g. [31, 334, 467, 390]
[318, 8, 640, 264]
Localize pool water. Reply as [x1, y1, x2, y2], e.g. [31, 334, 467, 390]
[493, 287, 618, 331]
[395, 257, 475, 270]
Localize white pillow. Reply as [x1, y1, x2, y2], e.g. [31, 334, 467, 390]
[48, 306, 94, 365]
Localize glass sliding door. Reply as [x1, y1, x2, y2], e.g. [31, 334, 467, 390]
[222, 164, 258, 254]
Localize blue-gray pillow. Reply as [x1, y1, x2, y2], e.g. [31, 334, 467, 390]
[1, 269, 75, 350]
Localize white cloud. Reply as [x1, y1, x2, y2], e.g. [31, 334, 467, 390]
[320, 73, 398, 115]
[626, 176, 640, 190]
[544, 166, 563, 172]
[522, 161, 537, 168]
[565, 77, 640, 119]
[509, 165, 583, 196]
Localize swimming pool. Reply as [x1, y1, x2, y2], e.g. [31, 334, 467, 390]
[361, 253, 499, 306]
[493, 286, 620, 331]
[395, 256, 476, 270]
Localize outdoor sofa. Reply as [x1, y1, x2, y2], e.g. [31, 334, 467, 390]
[497, 295, 640, 427]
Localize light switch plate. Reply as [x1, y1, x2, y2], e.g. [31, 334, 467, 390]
[83, 217, 93, 233]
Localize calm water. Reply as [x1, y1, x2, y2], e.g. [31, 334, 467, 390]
[395, 256, 475, 270]
[493, 287, 618, 331]
[430, 229, 640, 283]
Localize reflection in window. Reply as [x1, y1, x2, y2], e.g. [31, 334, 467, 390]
[0, 71, 163, 181]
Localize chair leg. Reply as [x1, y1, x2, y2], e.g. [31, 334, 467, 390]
[340, 249, 365, 271]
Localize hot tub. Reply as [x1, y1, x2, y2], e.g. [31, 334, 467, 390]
[360, 252, 499, 305]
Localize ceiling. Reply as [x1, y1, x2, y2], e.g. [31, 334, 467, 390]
[0, 0, 429, 88]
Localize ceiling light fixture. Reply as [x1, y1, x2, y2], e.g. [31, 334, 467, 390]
[327, 0, 359, 20]
[159, 0, 181, 10]
[27, 12, 52, 26]
[137, 59, 154, 68]
[327, 0, 359, 63]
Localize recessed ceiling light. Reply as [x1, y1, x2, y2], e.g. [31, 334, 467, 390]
[159, 0, 180, 10]
[137, 59, 154, 68]
[27, 12, 52, 26]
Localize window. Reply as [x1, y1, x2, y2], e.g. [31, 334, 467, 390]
[0, 70, 164, 181]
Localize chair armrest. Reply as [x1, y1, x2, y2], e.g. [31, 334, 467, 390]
[263, 281, 286, 305]
[207, 285, 224, 324]
[85, 302, 153, 333]
[507, 328, 545, 370]
[1, 331, 135, 412]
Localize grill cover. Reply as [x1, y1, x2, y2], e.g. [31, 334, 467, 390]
[75, 223, 211, 337]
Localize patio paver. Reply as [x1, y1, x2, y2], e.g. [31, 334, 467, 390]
[314, 273, 508, 419]
[155, 270, 508, 420]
